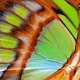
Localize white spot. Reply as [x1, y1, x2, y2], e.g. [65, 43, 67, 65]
[22, 1, 42, 12]
[0, 72, 3, 77]
[66, 51, 80, 73]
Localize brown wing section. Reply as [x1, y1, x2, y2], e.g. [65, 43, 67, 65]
[0, 0, 59, 80]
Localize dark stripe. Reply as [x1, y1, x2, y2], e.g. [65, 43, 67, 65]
[5, 1, 14, 8]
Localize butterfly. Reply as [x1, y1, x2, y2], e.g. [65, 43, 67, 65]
[0, 0, 79, 80]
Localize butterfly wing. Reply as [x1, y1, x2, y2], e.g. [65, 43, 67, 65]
[0, 0, 79, 80]
[21, 0, 79, 80]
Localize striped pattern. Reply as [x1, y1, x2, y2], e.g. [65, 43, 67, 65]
[0, 0, 79, 80]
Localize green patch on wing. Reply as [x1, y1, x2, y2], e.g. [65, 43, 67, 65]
[35, 19, 75, 62]
[14, 5, 28, 19]
[0, 49, 16, 77]
[0, 49, 16, 62]
[58, 14, 78, 39]
[0, 35, 18, 48]
[21, 19, 76, 80]
[51, 0, 79, 29]
[5, 13, 22, 26]
[0, 23, 12, 33]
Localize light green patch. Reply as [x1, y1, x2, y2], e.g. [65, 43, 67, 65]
[14, 5, 28, 18]
[28, 53, 45, 61]
[58, 14, 78, 39]
[51, 0, 79, 28]
[0, 49, 15, 62]
[0, 23, 12, 33]
[0, 35, 18, 48]
[22, 69, 54, 80]
[5, 13, 22, 26]
[35, 19, 75, 63]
